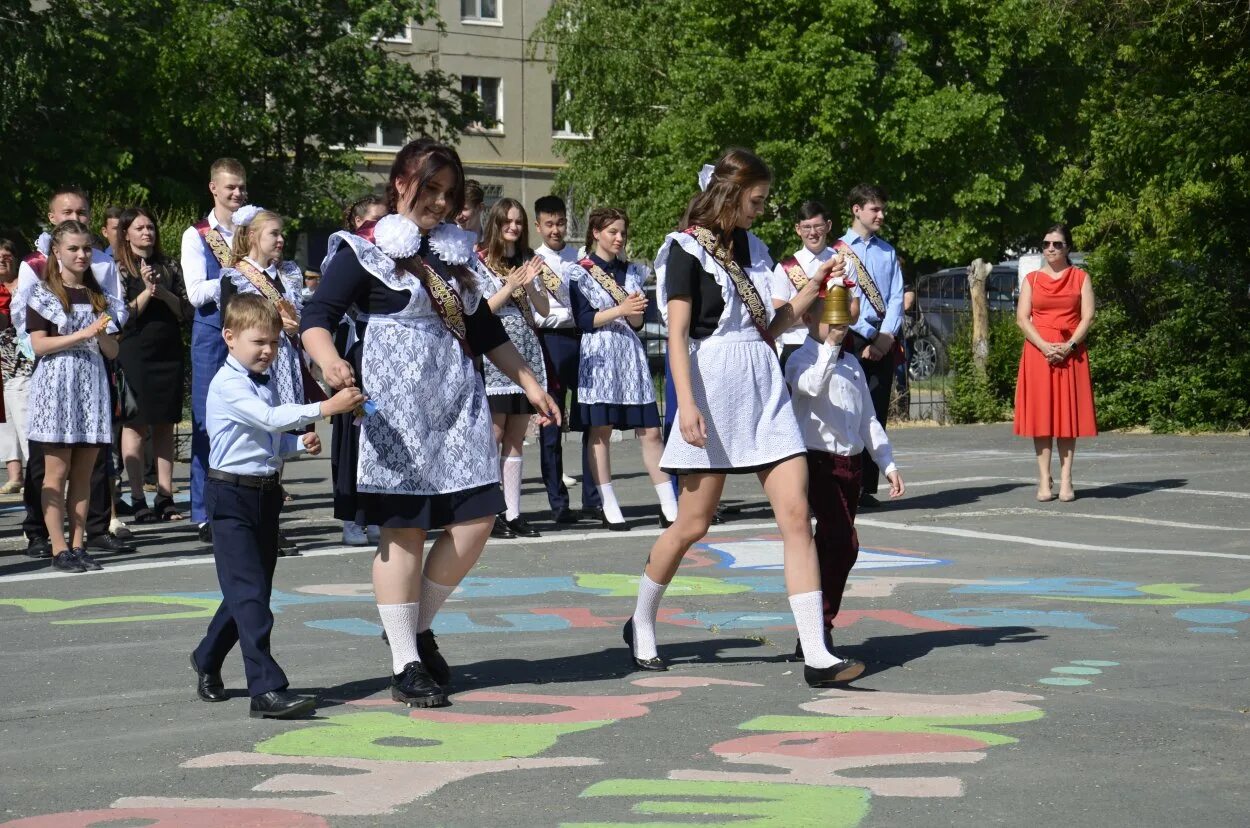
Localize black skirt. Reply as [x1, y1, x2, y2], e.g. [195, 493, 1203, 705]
[577, 401, 661, 431]
[117, 340, 184, 425]
[488, 392, 535, 416]
[357, 482, 504, 531]
[329, 340, 364, 521]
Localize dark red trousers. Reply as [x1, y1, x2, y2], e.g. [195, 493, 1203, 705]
[806, 450, 861, 630]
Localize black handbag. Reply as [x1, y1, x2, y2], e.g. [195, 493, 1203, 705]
[110, 360, 139, 423]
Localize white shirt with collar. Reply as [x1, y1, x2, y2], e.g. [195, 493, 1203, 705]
[181, 211, 236, 309]
[13, 234, 124, 335]
[533, 242, 579, 329]
[206, 355, 322, 476]
[783, 334, 897, 475]
[770, 245, 832, 347]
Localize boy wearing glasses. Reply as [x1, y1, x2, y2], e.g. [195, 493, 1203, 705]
[771, 201, 835, 370]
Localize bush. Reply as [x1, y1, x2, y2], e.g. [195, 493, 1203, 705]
[948, 311, 1023, 424]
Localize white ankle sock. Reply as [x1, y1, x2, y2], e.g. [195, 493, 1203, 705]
[630, 572, 668, 660]
[654, 480, 678, 522]
[789, 591, 837, 668]
[502, 456, 523, 521]
[598, 482, 624, 524]
[417, 577, 456, 633]
[377, 602, 421, 674]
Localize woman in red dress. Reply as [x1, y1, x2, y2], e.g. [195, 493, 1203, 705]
[1014, 223, 1096, 502]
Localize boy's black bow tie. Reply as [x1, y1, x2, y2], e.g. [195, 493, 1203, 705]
[248, 371, 270, 385]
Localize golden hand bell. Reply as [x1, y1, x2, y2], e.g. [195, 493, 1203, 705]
[821, 282, 853, 326]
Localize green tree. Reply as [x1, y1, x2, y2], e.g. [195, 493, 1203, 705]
[535, 0, 1090, 264]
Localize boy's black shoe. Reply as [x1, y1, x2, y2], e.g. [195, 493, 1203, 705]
[190, 654, 227, 702]
[277, 533, 300, 556]
[70, 547, 103, 571]
[506, 517, 541, 538]
[198, 523, 213, 544]
[491, 514, 516, 539]
[552, 508, 581, 524]
[391, 660, 449, 708]
[804, 658, 866, 687]
[87, 533, 135, 554]
[24, 537, 51, 559]
[249, 690, 316, 719]
[51, 550, 85, 573]
[416, 630, 451, 687]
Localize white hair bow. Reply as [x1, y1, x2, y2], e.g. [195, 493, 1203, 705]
[231, 205, 263, 227]
[697, 164, 716, 192]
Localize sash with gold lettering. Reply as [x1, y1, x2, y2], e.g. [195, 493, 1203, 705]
[832, 239, 886, 317]
[193, 219, 232, 269]
[682, 226, 773, 345]
[478, 251, 538, 329]
[235, 259, 296, 319]
[536, 259, 564, 297]
[778, 255, 809, 291]
[578, 257, 630, 306]
[416, 258, 473, 358]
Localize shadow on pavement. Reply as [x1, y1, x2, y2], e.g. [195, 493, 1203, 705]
[846, 625, 1046, 677]
[878, 482, 1031, 511]
[1070, 478, 1188, 500]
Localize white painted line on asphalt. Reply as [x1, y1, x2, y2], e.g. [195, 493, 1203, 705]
[854, 517, 1250, 561]
[900, 476, 1000, 488]
[933, 508, 1249, 532]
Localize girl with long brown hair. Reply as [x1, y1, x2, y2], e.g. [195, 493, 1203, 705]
[302, 139, 559, 708]
[25, 220, 124, 572]
[475, 197, 550, 538]
[625, 148, 864, 687]
[566, 207, 674, 530]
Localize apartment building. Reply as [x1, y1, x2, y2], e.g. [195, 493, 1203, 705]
[360, 0, 585, 212]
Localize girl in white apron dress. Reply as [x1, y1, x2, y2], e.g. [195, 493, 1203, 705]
[474, 198, 550, 540]
[26, 220, 123, 574]
[301, 139, 559, 710]
[566, 207, 676, 530]
[624, 149, 865, 687]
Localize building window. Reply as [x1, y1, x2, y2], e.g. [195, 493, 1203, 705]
[461, 0, 500, 23]
[366, 122, 407, 149]
[380, 25, 412, 43]
[462, 76, 502, 131]
[551, 84, 590, 139]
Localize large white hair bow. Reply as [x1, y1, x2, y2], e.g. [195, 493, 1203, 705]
[697, 164, 716, 192]
[231, 205, 263, 227]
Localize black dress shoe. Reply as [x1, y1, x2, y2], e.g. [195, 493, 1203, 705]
[711, 507, 725, 525]
[416, 629, 451, 687]
[69, 547, 103, 571]
[249, 689, 316, 719]
[553, 508, 581, 524]
[804, 657, 866, 687]
[51, 550, 85, 573]
[658, 513, 673, 529]
[190, 653, 227, 702]
[600, 512, 630, 532]
[791, 631, 837, 663]
[391, 660, 449, 707]
[86, 533, 136, 554]
[491, 513, 516, 539]
[506, 516, 541, 538]
[24, 537, 51, 559]
[622, 619, 667, 672]
[198, 522, 213, 544]
[277, 533, 300, 556]
[859, 493, 880, 508]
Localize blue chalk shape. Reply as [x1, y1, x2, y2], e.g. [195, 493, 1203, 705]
[1188, 626, 1238, 635]
[306, 618, 384, 637]
[1070, 660, 1119, 667]
[1051, 666, 1103, 675]
[916, 607, 1114, 630]
[953, 578, 1141, 598]
[724, 576, 788, 594]
[1040, 677, 1091, 686]
[670, 611, 790, 630]
[1174, 608, 1249, 624]
[433, 612, 569, 634]
[452, 576, 583, 599]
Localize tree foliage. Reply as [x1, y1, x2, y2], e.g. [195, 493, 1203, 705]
[0, 0, 468, 235]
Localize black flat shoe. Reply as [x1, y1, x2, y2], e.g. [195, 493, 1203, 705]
[804, 658, 866, 687]
[70, 547, 103, 571]
[391, 660, 449, 707]
[491, 513, 516, 539]
[190, 653, 227, 702]
[249, 689, 316, 719]
[506, 516, 541, 538]
[658, 513, 673, 529]
[416, 629, 451, 687]
[711, 507, 725, 525]
[601, 513, 630, 532]
[24, 537, 51, 559]
[622, 619, 667, 672]
[277, 533, 300, 556]
[50, 550, 85, 573]
[553, 507, 581, 524]
[198, 523, 214, 544]
[86, 533, 136, 554]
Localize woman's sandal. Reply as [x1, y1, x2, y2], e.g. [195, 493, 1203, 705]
[154, 497, 186, 522]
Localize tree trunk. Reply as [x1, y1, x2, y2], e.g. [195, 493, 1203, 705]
[968, 258, 991, 377]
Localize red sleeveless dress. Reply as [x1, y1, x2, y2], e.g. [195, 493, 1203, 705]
[1013, 267, 1096, 438]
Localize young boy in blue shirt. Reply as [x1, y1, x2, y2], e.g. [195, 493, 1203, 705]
[190, 293, 362, 718]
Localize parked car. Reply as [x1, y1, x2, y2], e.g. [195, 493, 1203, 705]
[907, 261, 1019, 380]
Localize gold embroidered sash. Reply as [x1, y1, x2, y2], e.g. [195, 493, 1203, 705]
[833, 239, 886, 317]
[682, 226, 772, 343]
[479, 253, 538, 329]
[416, 258, 472, 356]
[537, 260, 564, 296]
[579, 258, 630, 306]
[235, 259, 292, 317]
[194, 219, 232, 269]
[779, 255, 809, 291]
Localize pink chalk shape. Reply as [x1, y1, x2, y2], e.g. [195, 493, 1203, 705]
[410, 689, 681, 723]
[711, 730, 989, 759]
[801, 689, 1044, 719]
[835, 609, 968, 632]
[114, 752, 599, 817]
[0, 807, 328, 827]
[531, 607, 620, 628]
[631, 676, 764, 688]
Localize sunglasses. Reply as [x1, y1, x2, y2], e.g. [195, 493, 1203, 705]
[1041, 240, 1068, 250]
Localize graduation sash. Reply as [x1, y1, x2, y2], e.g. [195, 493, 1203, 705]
[779, 255, 809, 290]
[23, 251, 47, 278]
[536, 259, 564, 296]
[682, 226, 772, 344]
[478, 252, 537, 328]
[416, 257, 473, 357]
[579, 257, 629, 306]
[833, 239, 886, 317]
[193, 219, 232, 270]
[235, 259, 296, 319]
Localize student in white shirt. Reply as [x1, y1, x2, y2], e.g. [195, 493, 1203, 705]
[771, 200, 834, 370]
[784, 306, 905, 658]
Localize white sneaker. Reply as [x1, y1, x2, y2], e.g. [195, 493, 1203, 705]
[366, 524, 382, 543]
[562, 474, 578, 487]
[109, 517, 133, 539]
[342, 521, 368, 546]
